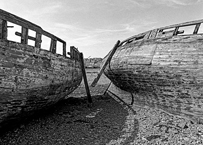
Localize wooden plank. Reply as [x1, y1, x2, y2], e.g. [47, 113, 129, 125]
[69, 46, 80, 60]
[173, 27, 179, 35]
[15, 31, 36, 41]
[0, 9, 42, 32]
[43, 30, 66, 44]
[91, 40, 120, 87]
[149, 29, 158, 39]
[1, 20, 7, 39]
[70, 46, 74, 59]
[121, 20, 203, 44]
[0, 9, 69, 56]
[122, 31, 149, 44]
[159, 19, 203, 30]
[50, 39, 56, 54]
[80, 52, 92, 103]
[0, 19, 2, 39]
[63, 42, 66, 57]
[193, 23, 201, 34]
[21, 27, 28, 44]
[35, 33, 42, 48]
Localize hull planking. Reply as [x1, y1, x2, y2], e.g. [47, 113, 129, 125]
[0, 9, 82, 128]
[105, 19, 203, 123]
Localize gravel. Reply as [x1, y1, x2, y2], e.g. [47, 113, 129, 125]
[0, 94, 130, 145]
[1, 68, 203, 145]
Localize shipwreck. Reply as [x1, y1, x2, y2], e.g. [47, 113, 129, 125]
[104, 19, 203, 123]
[0, 9, 82, 128]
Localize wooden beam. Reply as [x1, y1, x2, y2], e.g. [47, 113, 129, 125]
[50, 39, 56, 54]
[63, 42, 66, 57]
[148, 29, 158, 39]
[159, 19, 203, 30]
[70, 46, 80, 60]
[1, 20, 7, 39]
[193, 23, 201, 34]
[173, 27, 179, 36]
[70, 46, 74, 59]
[0, 19, 3, 39]
[15, 31, 36, 41]
[80, 52, 92, 103]
[35, 33, 42, 48]
[7, 26, 14, 28]
[0, 9, 42, 32]
[21, 27, 28, 44]
[91, 40, 120, 87]
[0, 10, 67, 52]
[16, 31, 43, 48]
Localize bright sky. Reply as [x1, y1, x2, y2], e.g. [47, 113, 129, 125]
[1, 0, 203, 58]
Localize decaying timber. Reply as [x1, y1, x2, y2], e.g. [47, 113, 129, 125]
[104, 19, 203, 123]
[0, 9, 82, 127]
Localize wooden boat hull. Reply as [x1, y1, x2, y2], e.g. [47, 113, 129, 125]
[0, 40, 82, 127]
[0, 9, 83, 128]
[105, 34, 203, 123]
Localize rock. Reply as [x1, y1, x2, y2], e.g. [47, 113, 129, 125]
[183, 137, 190, 141]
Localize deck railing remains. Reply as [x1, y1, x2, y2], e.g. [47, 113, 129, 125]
[0, 9, 76, 59]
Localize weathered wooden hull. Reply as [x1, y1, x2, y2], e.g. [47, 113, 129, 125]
[0, 40, 82, 127]
[105, 33, 203, 123]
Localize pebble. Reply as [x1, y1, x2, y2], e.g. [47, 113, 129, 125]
[1, 70, 203, 145]
[183, 137, 190, 141]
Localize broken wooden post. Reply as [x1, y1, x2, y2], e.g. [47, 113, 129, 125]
[21, 27, 28, 44]
[80, 52, 92, 103]
[1, 20, 7, 39]
[91, 40, 120, 87]
[35, 33, 42, 48]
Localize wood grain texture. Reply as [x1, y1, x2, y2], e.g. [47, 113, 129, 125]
[0, 40, 82, 127]
[105, 34, 203, 123]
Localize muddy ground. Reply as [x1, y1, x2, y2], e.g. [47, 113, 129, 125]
[1, 68, 203, 145]
[0, 68, 136, 145]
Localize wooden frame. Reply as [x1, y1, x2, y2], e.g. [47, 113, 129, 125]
[0, 9, 67, 57]
[121, 19, 203, 45]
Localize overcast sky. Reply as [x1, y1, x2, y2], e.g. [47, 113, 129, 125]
[1, 0, 203, 58]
